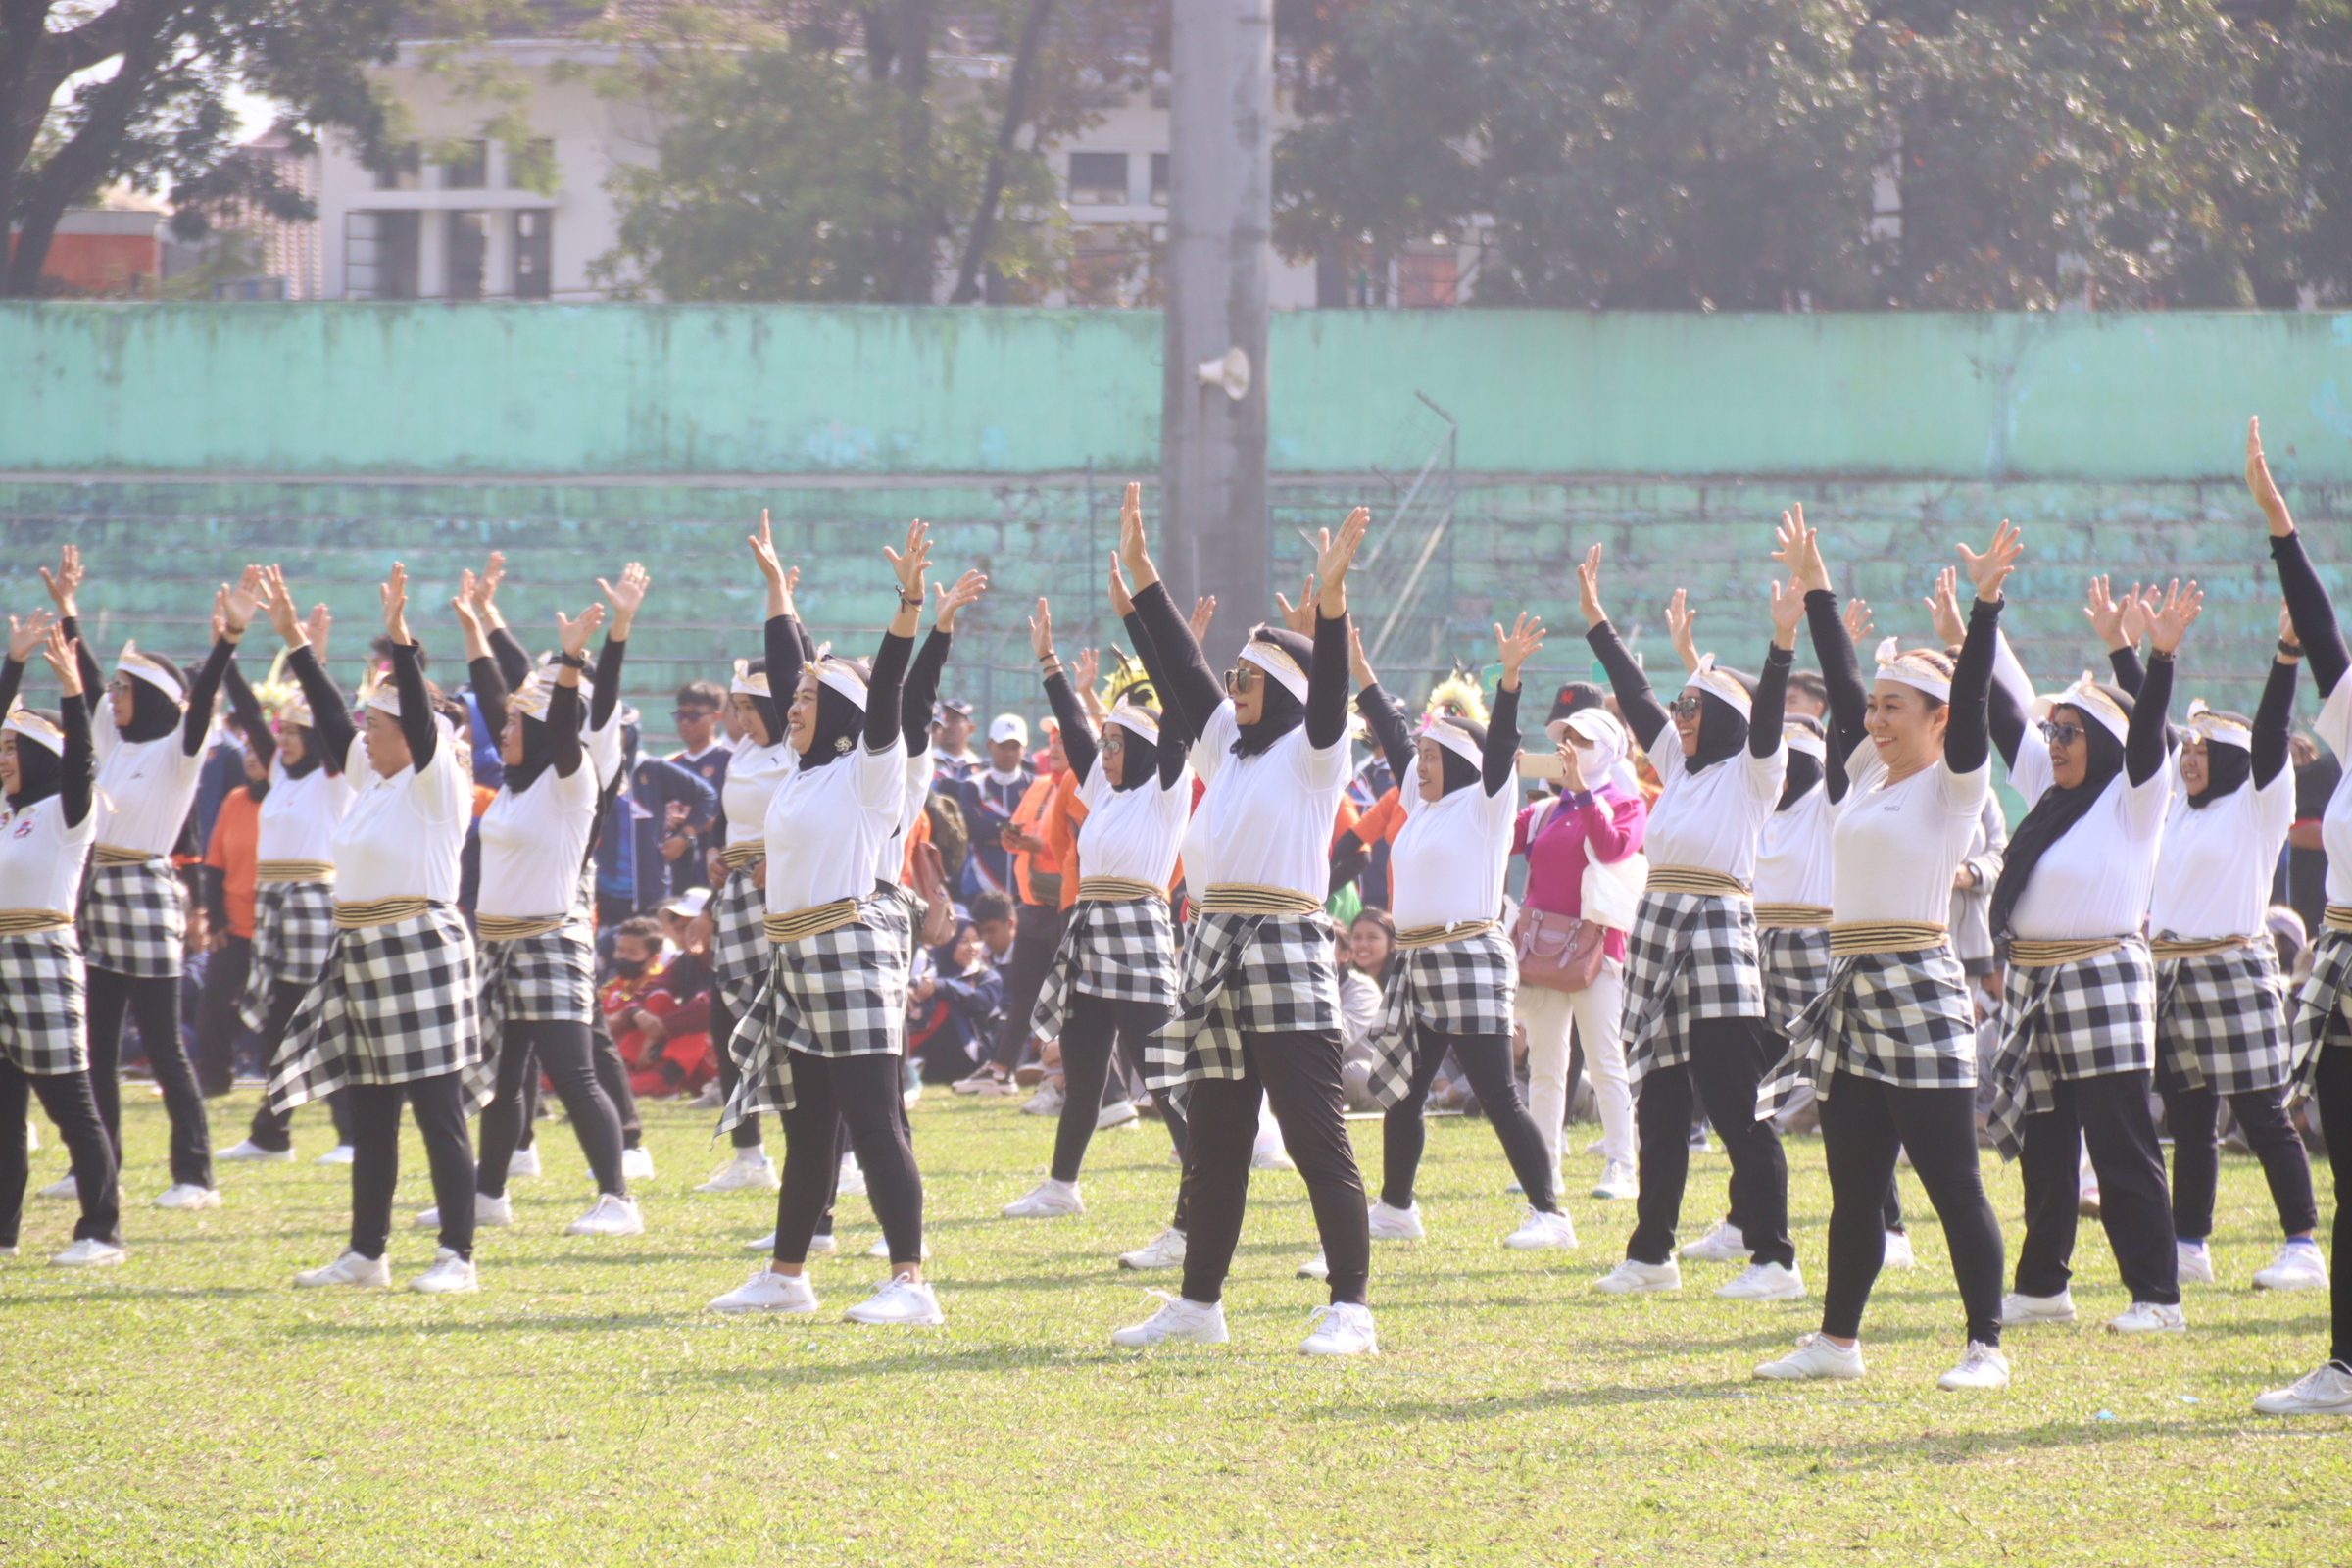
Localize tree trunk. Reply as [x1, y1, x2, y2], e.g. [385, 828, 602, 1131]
[882, 0, 939, 304]
[3, 18, 165, 296]
[949, 0, 1054, 305]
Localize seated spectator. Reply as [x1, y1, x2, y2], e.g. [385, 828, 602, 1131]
[1336, 926, 1386, 1112]
[598, 916, 705, 1099]
[909, 918, 1005, 1084]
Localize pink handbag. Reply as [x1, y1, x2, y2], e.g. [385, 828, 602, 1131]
[1513, 906, 1608, 994]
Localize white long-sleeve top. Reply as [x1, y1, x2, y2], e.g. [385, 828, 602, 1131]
[1639, 735, 1785, 884]
[90, 701, 210, 856]
[874, 751, 937, 886]
[1753, 783, 1835, 907]
[2004, 728, 2173, 940]
[1388, 758, 1516, 929]
[0, 790, 96, 914]
[330, 733, 468, 905]
[1830, 745, 1993, 927]
[762, 736, 906, 915]
[2148, 759, 2294, 941]
[1182, 700, 1349, 901]
[1074, 757, 1192, 889]
[2315, 680, 2352, 909]
[254, 757, 357, 865]
[476, 759, 602, 919]
[722, 739, 795, 850]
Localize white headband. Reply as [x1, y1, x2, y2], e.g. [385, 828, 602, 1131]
[1678, 654, 1750, 720]
[1783, 722, 1827, 760]
[1873, 637, 1952, 703]
[2182, 698, 2251, 751]
[804, 647, 868, 711]
[507, 674, 556, 720]
[1239, 634, 1309, 703]
[117, 643, 184, 705]
[2033, 673, 2131, 745]
[731, 659, 770, 698]
[4, 700, 63, 752]
[1419, 713, 1482, 767]
[1107, 703, 1160, 745]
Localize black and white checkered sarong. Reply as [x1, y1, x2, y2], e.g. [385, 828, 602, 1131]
[1756, 945, 1977, 1118]
[78, 856, 183, 979]
[267, 904, 489, 1113]
[1759, 926, 1834, 1038]
[478, 919, 597, 1042]
[1358, 925, 1516, 1110]
[2288, 928, 2352, 1102]
[722, 889, 911, 1124]
[2155, 944, 2288, 1098]
[1145, 909, 1343, 1100]
[710, 863, 768, 1012]
[1029, 894, 1180, 1042]
[1985, 938, 2155, 1158]
[1620, 889, 1764, 1089]
[238, 879, 337, 1031]
[0, 929, 87, 1075]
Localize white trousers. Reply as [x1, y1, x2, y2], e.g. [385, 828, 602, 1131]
[1516, 958, 1633, 1172]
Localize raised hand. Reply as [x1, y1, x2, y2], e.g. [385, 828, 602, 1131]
[1773, 505, 1830, 593]
[1769, 578, 1804, 648]
[1188, 595, 1216, 644]
[449, 579, 483, 643]
[935, 568, 988, 633]
[1118, 481, 1155, 588]
[749, 509, 786, 585]
[1073, 647, 1100, 696]
[1273, 573, 1317, 636]
[1315, 508, 1369, 614]
[885, 517, 933, 604]
[2084, 575, 2131, 650]
[1957, 520, 2023, 604]
[39, 623, 82, 696]
[557, 601, 605, 663]
[1576, 544, 1606, 627]
[380, 563, 414, 645]
[8, 609, 55, 663]
[38, 545, 83, 616]
[1556, 733, 1588, 792]
[600, 561, 650, 638]
[2120, 585, 2155, 650]
[211, 588, 229, 645]
[260, 566, 307, 646]
[2145, 578, 2204, 655]
[1495, 611, 1546, 684]
[1348, 624, 1377, 690]
[1664, 588, 1698, 673]
[220, 564, 263, 640]
[1924, 565, 1965, 646]
[1842, 597, 1873, 643]
[1028, 598, 1055, 662]
[2247, 416, 2293, 536]
[1106, 555, 1135, 618]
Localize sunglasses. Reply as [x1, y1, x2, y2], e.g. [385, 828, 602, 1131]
[2038, 719, 2085, 748]
[1222, 664, 1258, 695]
[1669, 693, 1704, 721]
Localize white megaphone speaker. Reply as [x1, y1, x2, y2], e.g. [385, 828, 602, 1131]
[1195, 346, 1251, 401]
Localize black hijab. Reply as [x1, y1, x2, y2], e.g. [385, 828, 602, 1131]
[121, 655, 184, 743]
[2186, 710, 2252, 808]
[741, 659, 782, 748]
[504, 708, 563, 797]
[1232, 627, 1311, 760]
[6, 718, 63, 809]
[1108, 715, 1160, 792]
[1431, 717, 1487, 797]
[1778, 713, 1825, 811]
[280, 723, 326, 779]
[1685, 669, 1755, 773]
[800, 662, 869, 772]
[1988, 690, 2132, 938]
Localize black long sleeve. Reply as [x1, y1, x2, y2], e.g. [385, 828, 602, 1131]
[1356, 683, 1413, 784]
[1484, 681, 1521, 797]
[1131, 583, 1222, 740]
[2107, 646, 2145, 698]
[58, 693, 93, 828]
[1987, 677, 2028, 772]
[0, 656, 21, 719]
[183, 636, 235, 757]
[285, 644, 354, 770]
[904, 628, 951, 754]
[202, 864, 229, 933]
[1042, 669, 1096, 784]
[390, 642, 436, 770]
[1120, 608, 1191, 783]
[1586, 618, 1668, 753]
[223, 659, 274, 769]
[547, 679, 584, 778]
[487, 625, 532, 690]
[469, 655, 510, 750]
[58, 616, 102, 706]
[1307, 611, 1349, 750]
[2273, 532, 2349, 698]
[864, 630, 913, 753]
[1750, 644, 1791, 759]
[2253, 655, 2297, 790]
[764, 614, 809, 706]
[2127, 653, 2173, 787]
[590, 636, 625, 733]
[1802, 590, 1869, 761]
[1945, 599, 2002, 776]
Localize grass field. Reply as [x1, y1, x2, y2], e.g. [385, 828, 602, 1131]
[4, 1090, 2346, 1567]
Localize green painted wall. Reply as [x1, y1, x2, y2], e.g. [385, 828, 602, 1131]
[6, 303, 2351, 480]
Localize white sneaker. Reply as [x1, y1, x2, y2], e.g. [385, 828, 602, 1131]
[2000, 1289, 2077, 1325]
[1593, 1257, 1681, 1295]
[696, 1152, 779, 1193]
[50, 1237, 127, 1268]
[37, 1174, 77, 1200]
[215, 1140, 294, 1164]
[1251, 1139, 1296, 1173]
[1096, 1098, 1141, 1131]
[2107, 1300, 2187, 1335]
[743, 1230, 776, 1251]
[1591, 1159, 1639, 1201]
[1295, 1250, 1330, 1281]
[1754, 1333, 1866, 1381]
[2254, 1361, 2352, 1415]
[1367, 1200, 1425, 1241]
[1118, 1227, 1188, 1271]
[843, 1276, 945, 1326]
[1882, 1231, 1916, 1270]
[315, 1144, 355, 1166]
[2253, 1242, 2329, 1292]
[808, 1231, 837, 1254]
[837, 1152, 867, 1199]
[2176, 1240, 2214, 1285]
[1110, 1292, 1229, 1347]
[409, 1248, 478, 1295]
[620, 1147, 656, 1183]
[1501, 1206, 1579, 1250]
[1299, 1301, 1378, 1356]
[293, 1249, 388, 1288]
[153, 1184, 221, 1210]
[708, 1267, 819, 1314]
[1936, 1341, 2011, 1391]
[416, 1192, 510, 1229]
[1002, 1178, 1085, 1218]
[507, 1147, 542, 1180]
[1680, 1221, 1749, 1263]
[1021, 1083, 1066, 1117]
[1717, 1261, 1806, 1301]
[865, 1237, 932, 1261]
[951, 1067, 1006, 1095]
[565, 1194, 644, 1237]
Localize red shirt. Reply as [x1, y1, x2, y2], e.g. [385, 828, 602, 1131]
[1512, 785, 1646, 962]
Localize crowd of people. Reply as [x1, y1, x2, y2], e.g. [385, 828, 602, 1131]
[1, 419, 2348, 1410]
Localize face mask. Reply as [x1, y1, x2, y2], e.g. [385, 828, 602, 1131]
[610, 956, 648, 979]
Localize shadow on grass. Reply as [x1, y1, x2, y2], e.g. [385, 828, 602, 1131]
[1740, 1414, 2246, 1466]
[0, 1284, 275, 1306]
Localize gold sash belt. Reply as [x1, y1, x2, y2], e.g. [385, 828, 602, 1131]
[1396, 918, 1499, 950]
[1829, 920, 1949, 956]
[2149, 935, 2255, 960]
[0, 909, 73, 935]
[766, 899, 860, 944]
[1754, 903, 1835, 931]
[1645, 865, 1750, 897]
[1200, 884, 1324, 917]
[478, 913, 565, 942]
[334, 897, 432, 930]
[93, 844, 156, 866]
[1078, 876, 1166, 905]
[256, 859, 335, 885]
[2008, 937, 2125, 968]
[2326, 906, 2352, 935]
[721, 841, 764, 869]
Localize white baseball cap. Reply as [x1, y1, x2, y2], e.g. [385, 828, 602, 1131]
[662, 887, 710, 919]
[989, 713, 1029, 746]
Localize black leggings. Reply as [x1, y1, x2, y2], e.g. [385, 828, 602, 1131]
[2015, 1067, 2179, 1305]
[0, 1061, 122, 1247]
[194, 934, 251, 1096]
[2159, 1078, 2319, 1240]
[989, 904, 1068, 1071]
[244, 980, 353, 1152]
[709, 987, 762, 1150]
[1383, 1028, 1557, 1214]
[1817, 1073, 2005, 1346]
[1629, 1014, 1791, 1269]
[773, 1051, 923, 1266]
[1050, 992, 1187, 1221]
[1181, 1029, 1370, 1307]
[511, 1018, 639, 1153]
[86, 966, 212, 1189]
[476, 1017, 626, 1199]
[2314, 1045, 2352, 1366]
[346, 1072, 476, 1261]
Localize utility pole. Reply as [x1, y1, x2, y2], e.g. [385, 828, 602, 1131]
[1159, 0, 1271, 665]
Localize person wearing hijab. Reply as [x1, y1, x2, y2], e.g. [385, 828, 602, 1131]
[1577, 541, 1798, 1304]
[1982, 569, 2201, 1337]
[0, 616, 123, 1265]
[1001, 555, 1193, 1233]
[36, 546, 229, 1212]
[706, 518, 938, 1327]
[1349, 613, 1576, 1250]
[1107, 500, 1380, 1357]
[1753, 516, 2018, 1389]
[2247, 416, 2352, 1413]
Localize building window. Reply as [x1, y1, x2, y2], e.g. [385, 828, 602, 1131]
[448, 212, 487, 299]
[1067, 152, 1128, 207]
[506, 138, 556, 191]
[371, 143, 420, 191]
[1150, 153, 1168, 207]
[513, 210, 552, 299]
[345, 211, 419, 299]
[440, 140, 488, 190]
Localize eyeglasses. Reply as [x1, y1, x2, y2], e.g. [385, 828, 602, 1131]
[1222, 665, 1258, 695]
[1101, 730, 1125, 755]
[2038, 719, 2084, 748]
[1669, 693, 1704, 721]
[673, 708, 717, 722]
